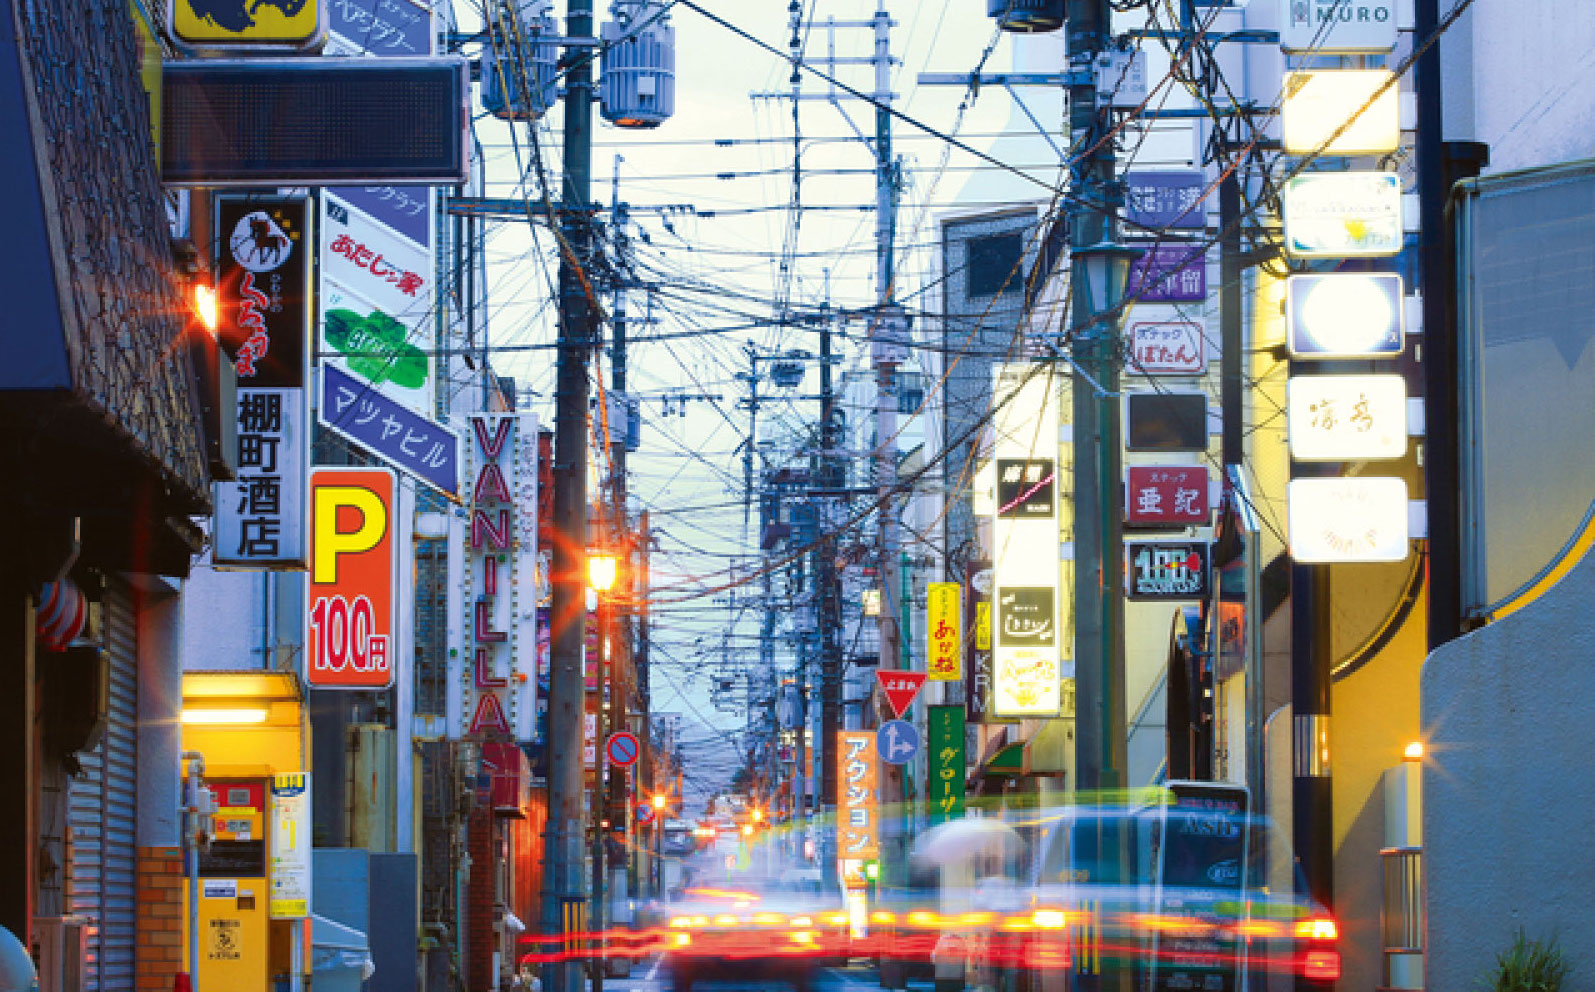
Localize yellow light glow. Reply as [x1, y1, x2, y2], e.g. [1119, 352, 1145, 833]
[752, 913, 784, 926]
[192, 284, 218, 335]
[1299, 276, 1395, 355]
[1032, 909, 1069, 930]
[1281, 70, 1400, 156]
[1403, 741, 1424, 761]
[741, 824, 753, 837]
[869, 911, 896, 925]
[668, 917, 693, 929]
[789, 931, 817, 945]
[652, 794, 667, 810]
[588, 554, 619, 592]
[672, 933, 692, 948]
[713, 915, 738, 927]
[823, 913, 850, 927]
[751, 809, 763, 822]
[787, 916, 812, 928]
[1295, 918, 1340, 942]
[180, 707, 269, 725]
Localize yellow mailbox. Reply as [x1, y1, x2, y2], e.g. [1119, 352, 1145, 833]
[180, 671, 311, 992]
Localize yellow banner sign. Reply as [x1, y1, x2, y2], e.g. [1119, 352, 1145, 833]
[836, 732, 878, 860]
[926, 582, 962, 681]
[171, 0, 324, 49]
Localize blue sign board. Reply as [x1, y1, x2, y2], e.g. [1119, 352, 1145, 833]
[319, 364, 460, 495]
[325, 185, 432, 249]
[1125, 171, 1208, 231]
[877, 720, 921, 766]
[1127, 245, 1208, 304]
[329, 0, 433, 56]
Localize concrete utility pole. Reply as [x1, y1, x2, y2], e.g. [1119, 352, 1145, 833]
[543, 0, 597, 989]
[817, 301, 843, 887]
[1066, 0, 1130, 988]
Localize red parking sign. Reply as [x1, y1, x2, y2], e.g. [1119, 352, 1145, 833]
[306, 468, 397, 689]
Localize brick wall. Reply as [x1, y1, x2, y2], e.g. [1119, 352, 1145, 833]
[465, 807, 496, 991]
[136, 846, 184, 992]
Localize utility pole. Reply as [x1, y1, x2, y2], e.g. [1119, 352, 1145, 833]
[543, 0, 597, 989]
[1067, 0, 1129, 989]
[817, 297, 842, 886]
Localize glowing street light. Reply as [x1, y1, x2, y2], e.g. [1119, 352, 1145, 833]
[588, 553, 619, 593]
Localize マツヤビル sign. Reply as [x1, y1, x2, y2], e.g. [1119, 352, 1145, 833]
[319, 364, 459, 496]
[306, 468, 396, 688]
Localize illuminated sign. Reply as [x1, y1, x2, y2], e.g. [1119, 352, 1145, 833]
[1280, 0, 1398, 55]
[1287, 374, 1408, 461]
[1287, 273, 1405, 357]
[463, 415, 540, 740]
[990, 365, 1067, 717]
[926, 582, 962, 681]
[1126, 542, 1211, 601]
[1281, 70, 1400, 156]
[836, 732, 878, 860]
[1126, 465, 1211, 526]
[927, 706, 966, 825]
[1284, 172, 1404, 258]
[170, 0, 325, 50]
[1288, 477, 1410, 562]
[269, 773, 310, 919]
[1128, 320, 1207, 375]
[306, 468, 396, 689]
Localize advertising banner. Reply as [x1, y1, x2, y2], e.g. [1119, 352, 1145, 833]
[268, 773, 310, 918]
[991, 365, 1067, 717]
[964, 562, 1011, 724]
[1288, 477, 1410, 562]
[306, 468, 396, 689]
[214, 195, 311, 568]
[1283, 172, 1404, 258]
[927, 705, 966, 826]
[926, 582, 962, 681]
[836, 732, 878, 860]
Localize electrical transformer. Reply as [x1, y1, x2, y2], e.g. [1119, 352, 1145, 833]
[987, 0, 1065, 32]
[481, 0, 558, 120]
[600, 0, 676, 128]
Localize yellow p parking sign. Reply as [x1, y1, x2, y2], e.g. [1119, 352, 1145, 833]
[169, 0, 325, 50]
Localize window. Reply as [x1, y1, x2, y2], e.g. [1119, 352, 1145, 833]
[966, 232, 1025, 298]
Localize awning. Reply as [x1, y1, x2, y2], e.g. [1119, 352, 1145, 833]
[981, 742, 1025, 777]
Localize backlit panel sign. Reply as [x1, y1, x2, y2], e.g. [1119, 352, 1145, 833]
[1281, 70, 1399, 156]
[1288, 477, 1410, 562]
[1286, 273, 1405, 357]
[306, 468, 397, 688]
[1126, 465, 1211, 527]
[1287, 374, 1408, 461]
[1126, 542, 1211, 601]
[926, 582, 962, 681]
[836, 732, 878, 860]
[1284, 172, 1404, 258]
[170, 0, 326, 51]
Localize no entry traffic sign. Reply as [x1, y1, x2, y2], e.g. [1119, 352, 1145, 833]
[606, 731, 640, 768]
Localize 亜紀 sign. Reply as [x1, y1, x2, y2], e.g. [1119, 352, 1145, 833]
[306, 468, 397, 689]
[1288, 476, 1410, 562]
[1284, 172, 1404, 258]
[1287, 374, 1408, 461]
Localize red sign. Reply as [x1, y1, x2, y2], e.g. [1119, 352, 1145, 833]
[876, 670, 927, 720]
[606, 731, 640, 768]
[306, 468, 397, 688]
[1125, 465, 1211, 526]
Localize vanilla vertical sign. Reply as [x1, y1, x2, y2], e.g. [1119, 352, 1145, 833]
[463, 414, 540, 741]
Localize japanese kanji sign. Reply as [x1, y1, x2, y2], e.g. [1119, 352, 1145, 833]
[306, 468, 396, 688]
[321, 193, 435, 418]
[319, 364, 460, 496]
[965, 562, 1012, 724]
[927, 706, 966, 826]
[877, 670, 926, 720]
[213, 195, 310, 569]
[1126, 541, 1211, 601]
[836, 731, 878, 860]
[1127, 245, 1207, 304]
[1128, 320, 1207, 376]
[926, 582, 962, 681]
[1126, 465, 1211, 527]
[1124, 171, 1207, 230]
[1286, 374, 1408, 461]
[326, 0, 432, 57]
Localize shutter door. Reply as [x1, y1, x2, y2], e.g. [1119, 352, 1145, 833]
[68, 580, 139, 992]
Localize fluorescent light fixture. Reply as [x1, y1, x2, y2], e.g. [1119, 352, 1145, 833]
[181, 707, 269, 725]
[1282, 70, 1400, 156]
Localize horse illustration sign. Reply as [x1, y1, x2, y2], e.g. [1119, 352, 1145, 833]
[170, 0, 326, 50]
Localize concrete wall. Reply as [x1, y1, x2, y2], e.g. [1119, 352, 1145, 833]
[1422, 550, 1595, 990]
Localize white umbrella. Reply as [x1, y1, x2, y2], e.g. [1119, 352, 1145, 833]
[910, 816, 1023, 866]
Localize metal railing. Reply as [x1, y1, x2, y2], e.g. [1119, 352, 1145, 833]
[1380, 846, 1424, 990]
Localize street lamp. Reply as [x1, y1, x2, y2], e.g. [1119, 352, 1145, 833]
[988, 0, 1064, 32]
[588, 553, 619, 593]
[1072, 241, 1143, 329]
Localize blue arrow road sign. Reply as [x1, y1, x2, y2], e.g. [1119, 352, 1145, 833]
[878, 720, 920, 766]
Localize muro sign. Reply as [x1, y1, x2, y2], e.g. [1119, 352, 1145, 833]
[1280, 0, 1398, 54]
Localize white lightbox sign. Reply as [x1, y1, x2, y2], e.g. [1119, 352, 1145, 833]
[1282, 70, 1400, 156]
[1280, 0, 1398, 55]
[1288, 476, 1410, 562]
[1288, 375, 1408, 461]
[1287, 273, 1405, 358]
[1284, 172, 1404, 258]
[990, 363, 1066, 717]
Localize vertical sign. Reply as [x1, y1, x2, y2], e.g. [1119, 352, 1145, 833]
[964, 562, 1007, 723]
[213, 195, 311, 568]
[269, 773, 310, 918]
[836, 731, 878, 861]
[463, 414, 540, 741]
[927, 706, 966, 826]
[926, 582, 962, 681]
[306, 468, 396, 688]
[991, 365, 1066, 717]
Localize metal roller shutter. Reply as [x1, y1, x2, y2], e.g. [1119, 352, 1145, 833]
[68, 579, 139, 991]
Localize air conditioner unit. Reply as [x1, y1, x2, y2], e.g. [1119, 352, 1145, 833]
[33, 915, 89, 992]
